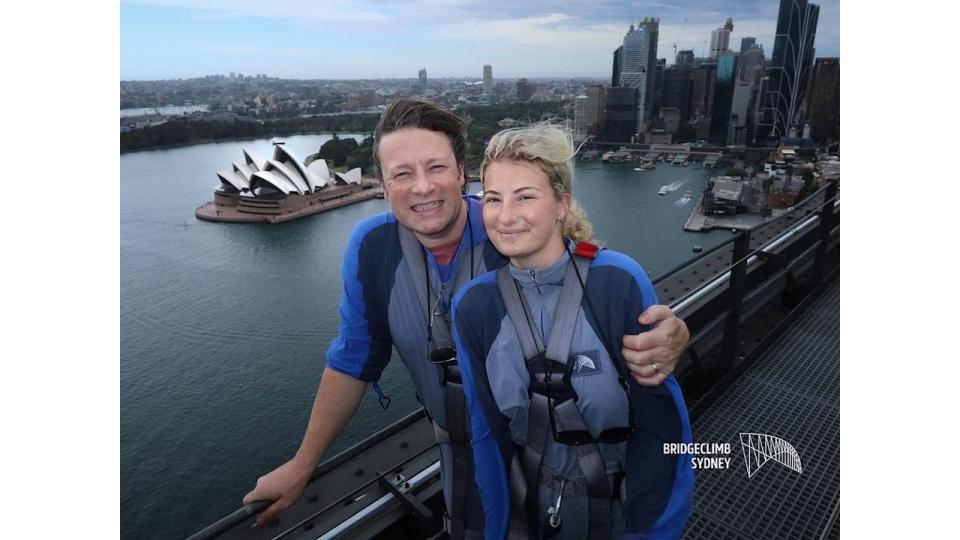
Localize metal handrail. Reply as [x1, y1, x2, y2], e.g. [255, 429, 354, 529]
[671, 194, 839, 314]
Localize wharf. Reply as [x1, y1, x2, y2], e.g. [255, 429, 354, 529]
[685, 195, 786, 233]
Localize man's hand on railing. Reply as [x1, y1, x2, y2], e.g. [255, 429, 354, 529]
[242, 457, 314, 527]
[621, 304, 689, 386]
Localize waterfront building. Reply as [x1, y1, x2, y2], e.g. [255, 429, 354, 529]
[483, 64, 493, 95]
[703, 176, 745, 214]
[756, 0, 820, 145]
[807, 57, 840, 143]
[619, 20, 655, 132]
[603, 86, 638, 142]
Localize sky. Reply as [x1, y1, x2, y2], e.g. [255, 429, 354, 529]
[121, 0, 840, 82]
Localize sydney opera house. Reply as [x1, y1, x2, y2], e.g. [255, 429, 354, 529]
[195, 144, 382, 223]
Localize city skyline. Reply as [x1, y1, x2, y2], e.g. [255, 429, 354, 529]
[121, 0, 840, 81]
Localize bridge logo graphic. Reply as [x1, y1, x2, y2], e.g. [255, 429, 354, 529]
[739, 433, 803, 478]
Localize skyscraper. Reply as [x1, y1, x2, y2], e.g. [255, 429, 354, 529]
[676, 50, 695, 66]
[662, 64, 694, 121]
[574, 95, 589, 140]
[806, 57, 840, 142]
[585, 85, 607, 136]
[638, 17, 660, 123]
[710, 19, 733, 58]
[619, 22, 652, 132]
[604, 87, 638, 142]
[740, 37, 757, 55]
[483, 64, 493, 94]
[739, 45, 766, 85]
[418, 68, 427, 93]
[710, 52, 738, 145]
[729, 82, 754, 145]
[756, 0, 820, 145]
[612, 45, 623, 87]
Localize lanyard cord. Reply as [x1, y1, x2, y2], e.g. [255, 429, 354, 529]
[425, 201, 475, 344]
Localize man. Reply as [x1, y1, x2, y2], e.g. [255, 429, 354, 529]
[243, 99, 689, 535]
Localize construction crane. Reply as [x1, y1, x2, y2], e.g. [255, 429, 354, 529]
[672, 17, 687, 64]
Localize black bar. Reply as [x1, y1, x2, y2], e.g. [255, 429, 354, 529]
[721, 229, 750, 370]
[378, 472, 434, 525]
[813, 181, 838, 283]
[184, 501, 270, 540]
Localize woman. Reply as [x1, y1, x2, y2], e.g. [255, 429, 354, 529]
[451, 125, 694, 539]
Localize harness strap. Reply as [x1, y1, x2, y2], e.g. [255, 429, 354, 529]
[400, 224, 480, 538]
[540, 468, 626, 500]
[545, 257, 592, 364]
[554, 400, 611, 540]
[496, 267, 543, 359]
[398, 225, 436, 339]
[497, 247, 619, 538]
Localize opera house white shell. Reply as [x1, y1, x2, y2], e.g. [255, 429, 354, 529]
[198, 144, 381, 224]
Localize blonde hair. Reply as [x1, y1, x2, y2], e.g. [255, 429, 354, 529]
[480, 124, 594, 242]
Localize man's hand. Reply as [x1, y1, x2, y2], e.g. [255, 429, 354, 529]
[242, 457, 314, 527]
[621, 304, 689, 386]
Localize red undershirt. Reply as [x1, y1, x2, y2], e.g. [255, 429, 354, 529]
[427, 237, 461, 266]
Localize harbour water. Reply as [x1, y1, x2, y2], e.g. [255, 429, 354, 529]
[120, 135, 729, 539]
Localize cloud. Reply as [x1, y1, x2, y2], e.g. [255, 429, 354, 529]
[122, 0, 840, 78]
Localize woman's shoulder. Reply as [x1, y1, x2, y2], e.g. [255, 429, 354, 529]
[453, 270, 504, 317]
[591, 248, 651, 284]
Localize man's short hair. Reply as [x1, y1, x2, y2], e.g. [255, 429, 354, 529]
[373, 98, 468, 179]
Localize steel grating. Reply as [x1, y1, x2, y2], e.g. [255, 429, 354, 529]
[683, 279, 839, 539]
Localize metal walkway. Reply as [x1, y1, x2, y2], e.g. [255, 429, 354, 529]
[683, 279, 840, 539]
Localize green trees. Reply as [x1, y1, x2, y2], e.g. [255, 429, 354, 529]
[120, 114, 379, 152]
[798, 169, 819, 199]
[316, 135, 359, 167]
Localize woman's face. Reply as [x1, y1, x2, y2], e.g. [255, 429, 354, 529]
[482, 160, 570, 269]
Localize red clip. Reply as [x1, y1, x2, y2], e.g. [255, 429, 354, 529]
[573, 241, 600, 259]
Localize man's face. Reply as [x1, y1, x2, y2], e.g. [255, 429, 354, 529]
[378, 128, 466, 246]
